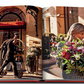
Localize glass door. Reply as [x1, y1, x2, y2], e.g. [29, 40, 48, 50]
[0, 29, 20, 67]
[3, 29, 19, 41]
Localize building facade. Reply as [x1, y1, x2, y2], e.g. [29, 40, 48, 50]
[42, 6, 78, 36]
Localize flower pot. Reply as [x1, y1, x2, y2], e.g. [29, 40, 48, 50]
[27, 56, 36, 74]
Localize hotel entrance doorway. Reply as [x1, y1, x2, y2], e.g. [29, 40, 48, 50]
[0, 21, 26, 71]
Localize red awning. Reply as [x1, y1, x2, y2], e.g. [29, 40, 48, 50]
[0, 21, 26, 26]
[0, 21, 26, 29]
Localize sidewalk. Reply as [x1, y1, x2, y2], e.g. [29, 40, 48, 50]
[0, 71, 42, 80]
[0, 56, 42, 80]
[0, 58, 63, 80]
[43, 58, 63, 80]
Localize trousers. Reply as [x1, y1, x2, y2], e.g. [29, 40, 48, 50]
[0, 58, 18, 76]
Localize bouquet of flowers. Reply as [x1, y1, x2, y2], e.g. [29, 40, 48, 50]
[56, 38, 84, 76]
[50, 34, 67, 56]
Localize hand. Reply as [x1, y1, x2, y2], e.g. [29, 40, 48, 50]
[19, 48, 21, 51]
[22, 49, 25, 51]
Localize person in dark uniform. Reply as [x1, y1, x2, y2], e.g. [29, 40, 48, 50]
[0, 33, 19, 78]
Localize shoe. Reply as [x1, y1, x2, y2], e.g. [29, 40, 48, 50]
[0, 75, 2, 78]
[14, 76, 19, 78]
[28, 72, 32, 74]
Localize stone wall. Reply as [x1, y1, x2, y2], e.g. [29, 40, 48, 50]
[78, 7, 84, 24]
[56, 7, 65, 34]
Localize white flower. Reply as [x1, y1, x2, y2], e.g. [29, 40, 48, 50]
[74, 54, 80, 60]
[30, 52, 35, 55]
[77, 46, 83, 50]
[52, 44, 54, 47]
[27, 52, 35, 56]
[31, 48, 37, 51]
[71, 60, 74, 64]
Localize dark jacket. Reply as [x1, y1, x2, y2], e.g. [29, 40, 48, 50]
[2, 39, 16, 61]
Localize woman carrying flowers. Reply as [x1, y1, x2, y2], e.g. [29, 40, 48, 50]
[56, 23, 84, 79]
[56, 23, 84, 52]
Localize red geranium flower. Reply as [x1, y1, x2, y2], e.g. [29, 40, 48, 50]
[77, 49, 82, 52]
[62, 50, 66, 56]
[50, 42, 53, 44]
[65, 53, 71, 60]
[62, 52, 71, 60]
[54, 43, 57, 45]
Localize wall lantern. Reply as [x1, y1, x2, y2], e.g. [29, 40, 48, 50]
[69, 10, 73, 14]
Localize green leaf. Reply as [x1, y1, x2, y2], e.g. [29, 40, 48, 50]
[51, 48, 54, 51]
[45, 49, 49, 52]
[72, 39, 76, 42]
[65, 69, 71, 74]
[66, 71, 71, 74]
[55, 38, 59, 42]
[63, 58, 68, 64]
[78, 66, 82, 69]
[80, 69, 83, 72]
[58, 53, 61, 56]
[60, 41, 66, 44]
[71, 55, 75, 57]
[77, 38, 82, 45]
[75, 42, 77, 47]
[63, 45, 68, 48]
[67, 65, 71, 69]
[81, 58, 84, 62]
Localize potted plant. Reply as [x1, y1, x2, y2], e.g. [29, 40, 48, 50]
[26, 46, 41, 74]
